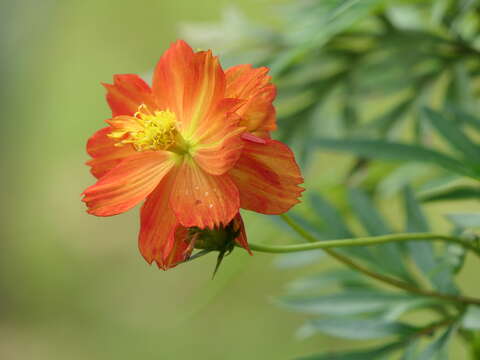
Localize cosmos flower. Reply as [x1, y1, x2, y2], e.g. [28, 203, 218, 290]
[82, 40, 303, 269]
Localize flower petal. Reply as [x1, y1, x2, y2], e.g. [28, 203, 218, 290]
[161, 226, 192, 269]
[225, 64, 276, 137]
[82, 151, 175, 216]
[86, 127, 136, 179]
[103, 74, 156, 117]
[138, 174, 190, 270]
[169, 158, 240, 229]
[229, 139, 304, 214]
[152, 40, 225, 137]
[192, 99, 245, 175]
[106, 115, 143, 131]
[233, 214, 252, 255]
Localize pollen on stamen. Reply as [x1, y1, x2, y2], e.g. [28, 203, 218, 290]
[109, 104, 178, 152]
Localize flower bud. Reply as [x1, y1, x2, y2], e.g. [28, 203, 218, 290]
[185, 214, 251, 276]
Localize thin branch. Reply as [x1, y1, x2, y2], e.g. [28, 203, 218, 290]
[320, 248, 480, 306]
[247, 214, 480, 306]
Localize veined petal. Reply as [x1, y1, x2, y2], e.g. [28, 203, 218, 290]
[169, 158, 240, 229]
[192, 98, 245, 175]
[225, 64, 277, 137]
[160, 227, 191, 269]
[233, 214, 252, 255]
[152, 40, 225, 137]
[102, 74, 156, 117]
[106, 115, 143, 131]
[229, 139, 304, 214]
[82, 151, 175, 216]
[139, 174, 190, 270]
[86, 127, 136, 179]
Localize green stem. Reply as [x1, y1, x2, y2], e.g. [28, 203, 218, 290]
[249, 233, 480, 255]
[248, 214, 480, 306]
[412, 316, 457, 339]
[249, 214, 480, 257]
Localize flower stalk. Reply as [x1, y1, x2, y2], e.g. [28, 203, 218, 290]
[248, 221, 480, 258]
[245, 214, 480, 306]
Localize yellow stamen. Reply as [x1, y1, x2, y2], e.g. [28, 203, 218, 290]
[110, 104, 178, 151]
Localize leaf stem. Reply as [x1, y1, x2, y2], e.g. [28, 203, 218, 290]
[247, 214, 480, 306]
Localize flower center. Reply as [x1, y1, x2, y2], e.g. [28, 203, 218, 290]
[110, 104, 179, 152]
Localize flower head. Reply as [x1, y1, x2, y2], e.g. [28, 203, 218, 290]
[82, 40, 303, 270]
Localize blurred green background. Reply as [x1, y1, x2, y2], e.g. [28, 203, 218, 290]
[2, 0, 480, 359]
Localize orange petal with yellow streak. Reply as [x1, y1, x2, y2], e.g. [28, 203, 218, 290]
[102, 74, 156, 117]
[193, 98, 245, 175]
[229, 139, 304, 214]
[225, 64, 277, 137]
[86, 127, 136, 179]
[106, 115, 142, 131]
[152, 40, 225, 137]
[138, 173, 190, 270]
[82, 151, 175, 216]
[169, 158, 240, 229]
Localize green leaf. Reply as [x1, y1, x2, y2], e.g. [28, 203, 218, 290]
[270, 0, 386, 76]
[308, 193, 376, 265]
[405, 188, 459, 293]
[366, 97, 414, 136]
[274, 250, 325, 269]
[446, 213, 480, 228]
[307, 318, 418, 340]
[442, 240, 466, 275]
[401, 340, 419, 360]
[422, 107, 480, 161]
[286, 269, 370, 293]
[348, 188, 391, 235]
[270, 214, 329, 243]
[299, 132, 317, 168]
[378, 163, 431, 198]
[314, 138, 472, 177]
[404, 186, 445, 289]
[275, 290, 411, 316]
[382, 297, 446, 321]
[444, 64, 474, 112]
[420, 185, 480, 203]
[451, 107, 480, 132]
[417, 326, 456, 360]
[462, 306, 480, 330]
[416, 173, 463, 198]
[404, 186, 430, 232]
[349, 188, 413, 282]
[298, 342, 401, 360]
[289, 212, 329, 240]
[308, 193, 353, 238]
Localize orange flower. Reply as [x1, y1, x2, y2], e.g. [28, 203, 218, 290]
[82, 40, 303, 269]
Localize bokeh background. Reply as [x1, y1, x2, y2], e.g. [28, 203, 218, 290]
[2, 0, 480, 359]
